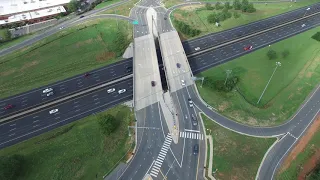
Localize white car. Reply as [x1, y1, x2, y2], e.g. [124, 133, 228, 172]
[195, 47, 200, 51]
[107, 88, 115, 93]
[181, 80, 185, 86]
[59, 27, 64, 30]
[188, 98, 193, 108]
[46, 91, 54, 97]
[301, 24, 306, 27]
[49, 109, 58, 114]
[118, 89, 126, 94]
[43, 88, 53, 94]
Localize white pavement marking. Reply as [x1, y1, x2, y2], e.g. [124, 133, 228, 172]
[185, 129, 200, 132]
[180, 131, 204, 140]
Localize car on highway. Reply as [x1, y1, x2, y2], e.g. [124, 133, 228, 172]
[301, 24, 306, 27]
[151, 81, 156, 87]
[176, 63, 181, 68]
[84, 72, 90, 77]
[181, 80, 185, 86]
[4, 104, 14, 110]
[244, 45, 253, 51]
[191, 114, 198, 126]
[49, 109, 58, 114]
[107, 88, 115, 93]
[80, 15, 85, 18]
[126, 66, 132, 73]
[188, 98, 193, 108]
[118, 89, 126, 94]
[195, 47, 200, 51]
[193, 144, 199, 155]
[46, 91, 54, 97]
[59, 27, 64, 30]
[43, 88, 53, 94]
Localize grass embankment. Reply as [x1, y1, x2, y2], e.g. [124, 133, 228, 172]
[0, 105, 134, 179]
[202, 114, 275, 180]
[101, 0, 139, 16]
[163, 0, 184, 8]
[94, 0, 122, 9]
[0, 19, 132, 99]
[171, 0, 320, 39]
[197, 27, 320, 126]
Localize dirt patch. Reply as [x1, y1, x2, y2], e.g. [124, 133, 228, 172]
[173, 13, 184, 21]
[95, 51, 115, 62]
[180, 5, 204, 11]
[280, 115, 320, 172]
[218, 101, 229, 112]
[75, 38, 93, 48]
[20, 60, 39, 71]
[298, 149, 320, 180]
[0, 69, 16, 76]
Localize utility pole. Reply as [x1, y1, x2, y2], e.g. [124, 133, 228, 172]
[257, 62, 281, 104]
[201, 77, 204, 88]
[224, 70, 232, 85]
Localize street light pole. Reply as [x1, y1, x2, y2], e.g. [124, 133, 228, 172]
[257, 62, 281, 104]
[224, 70, 232, 85]
[200, 77, 204, 88]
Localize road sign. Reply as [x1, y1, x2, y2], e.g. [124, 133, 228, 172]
[132, 20, 138, 25]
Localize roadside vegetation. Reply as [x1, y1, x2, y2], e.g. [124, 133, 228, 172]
[202, 114, 275, 180]
[0, 19, 132, 99]
[277, 116, 320, 180]
[0, 105, 134, 180]
[101, 0, 139, 16]
[94, 0, 121, 9]
[171, 0, 320, 39]
[197, 27, 320, 126]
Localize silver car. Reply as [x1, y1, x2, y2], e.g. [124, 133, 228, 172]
[46, 91, 54, 97]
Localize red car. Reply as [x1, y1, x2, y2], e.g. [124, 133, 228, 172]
[4, 104, 13, 110]
[244, 45, 253, 51]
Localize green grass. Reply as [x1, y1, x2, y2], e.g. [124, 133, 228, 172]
[202, 114, 275, 180]
[163, 0, 184, 8]
[94, 0, 122, 9]
[0, 19, 133, 99]
[197, 27, 320, 126]
[277, 128, 320, 179]
[0, 34, 35, 50]
[0, 105, 134, 179]
[171, 0, 320, 39]
[101, 0, 139, 16]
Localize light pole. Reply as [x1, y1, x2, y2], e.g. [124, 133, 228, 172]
[268, 45, 271, 51]
[303, 7, 310, 17]
[224, 69, 232, 85]
[257, 62, 281, 104]
[200, 77, 204, 88]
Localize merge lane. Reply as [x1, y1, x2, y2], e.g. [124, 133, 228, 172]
[182, 2, 320, 54]
[0, 78, 133, 149]
[0, 58, 133, 118]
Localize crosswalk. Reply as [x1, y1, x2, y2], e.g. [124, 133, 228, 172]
[179, 131, 204, 140]
[150, 134, 172, 178]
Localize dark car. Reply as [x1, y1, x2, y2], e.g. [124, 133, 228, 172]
[4, 104, 13, 110]
[244, 45, 253, 51]
[126, 66, 132, 73]
[193, 144, 199, 155]
[176, 63, 181, 68]
[80, 15, 85, 18]
[191, 114, 198, 126]
[164, 17, 167, 20]
[151, 81, 156, 87]
[84, 72, 90, 77]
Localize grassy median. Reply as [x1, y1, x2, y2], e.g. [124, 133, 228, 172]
[101, 0, 139, 16]
[0, 19, 132, 99]
[171, 0, 319, 39]
[202, 114, 275, 180]
[0, 105, 134, 179]
[197, 27, 320, 126]
[94, 0, 122, 9]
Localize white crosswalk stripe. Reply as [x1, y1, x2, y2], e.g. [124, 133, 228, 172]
[149, 133, 173, 178]
[179, 131, 204, 140]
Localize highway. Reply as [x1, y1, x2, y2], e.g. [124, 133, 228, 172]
[0, 1, 319, 180]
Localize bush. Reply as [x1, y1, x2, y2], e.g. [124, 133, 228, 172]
[215, 2, 223, 10]
[67, 0, 80, 12]
[205, 3, 215, 10]
[311, 32, 320, 41]
[267, 50, 277, 60]
[98, 114, 120, 135]
[113, 30, 131, 57]
[246, 3, 256, 13]
[282, 50, 290, 58]
[207, 13, 218, 23]
[204, 76, 239, 92]
[224, 2, 232, 9]
[174, 20, 201, 37]
[233, 11, 241, 18]
[241, 0, 249, 12]
[0, 154, 25, 180]
[233, 0, 241, 10]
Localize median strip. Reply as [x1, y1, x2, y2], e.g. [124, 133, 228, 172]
[0, 74, 133, 123]
[187, 11, 320, 58]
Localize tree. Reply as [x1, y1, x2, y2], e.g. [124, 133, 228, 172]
[241, 0, 249, 12]
[246, 3, 256, 13]
[67, 0, 79, 13]
[233, 11, 241, 18]
[215, 2, 223, 10]
[224, 2, 232, 9]
[3, 29, 11, 41]
[233, 0, 242, 10]
[98, 114, 120, 135]
[207, 13, 218, 23]
[282, 50, 290, 58]
[267, 50, 277, 60]
[205, 3, 214, 10]
[0, 154, 25, 180]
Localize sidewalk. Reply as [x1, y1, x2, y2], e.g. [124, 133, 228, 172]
[160, 92, 179, 144]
